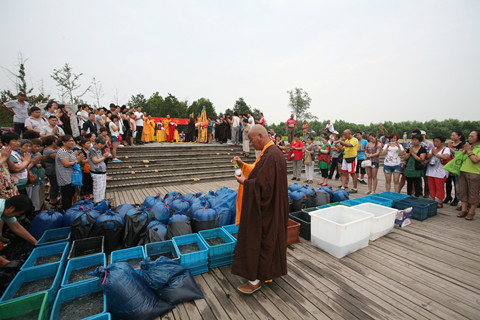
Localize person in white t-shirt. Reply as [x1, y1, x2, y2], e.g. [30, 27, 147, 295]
[231, 112, 240, 145]
[382, 133, 404, 193]
[425, 136, 451, 208]
[76, 104, 89, 130]
[134, 106, 144, 145]
[325, 120, 335, 134]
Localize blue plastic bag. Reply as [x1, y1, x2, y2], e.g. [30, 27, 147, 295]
[90, 262, 173, 319]
[150, 202, 170, 224]
[140, 256, 185, 291]
[288, 183, 302, 192]
[156, 269, 204, 305]
[171, 199, 191, 214]
[146, 221, 167, 241]
[332, 189, 350, 202]
[94, 200, 110, 213]
[299, 187, 314, 195]
[115, 204, 135, 218]
[164, 191, 181, 200]
[29, 210, 63, 240]
[72, 162, 83, 186]
[290, 191, 305, 200]
[189, 198, 210, 214]
[143, 193, 163, 209]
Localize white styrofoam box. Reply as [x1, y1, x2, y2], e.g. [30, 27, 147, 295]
[308, 206, 372, 258]
[353, 203, 397, 241]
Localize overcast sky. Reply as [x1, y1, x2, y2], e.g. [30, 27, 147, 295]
[1, 0, 479, 124]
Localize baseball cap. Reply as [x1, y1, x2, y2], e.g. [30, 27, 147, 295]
[420, 130, 426, 135]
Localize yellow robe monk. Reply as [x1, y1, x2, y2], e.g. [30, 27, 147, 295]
[142, 119, 155, 142]
[163, 119, 172, 141]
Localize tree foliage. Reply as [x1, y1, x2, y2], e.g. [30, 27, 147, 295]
[187, 98, 217, 119]
[51, 63, 90, 104]
[287, 88, 316, 121]
[233, 97, 252, 115]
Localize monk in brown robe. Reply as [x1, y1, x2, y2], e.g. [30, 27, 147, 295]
[231, 124, 289, 294]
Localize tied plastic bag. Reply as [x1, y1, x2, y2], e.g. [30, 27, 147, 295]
[443, 151, 466, 176]
[167, 214, 192, 239]
[150, 202, 170, 224]
[72, 162, 83, 186]
[332, 189, 349, 202]
[140, 256, 185, 291]
[157, 270, 204, 305]
[90, 262, 173, 319]
[124, 208, 151, 247]
[29, 210, 63, 240]
[192, 207, 218, 233]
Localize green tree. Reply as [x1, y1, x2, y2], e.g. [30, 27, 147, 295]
[128, 93, 147, 109]
[233, 97, 252, 115]
[187, 97, 217, 119]
[145, 92, 164, 116]
[51, 63, 90, 104]
[287, 88, 316, 121]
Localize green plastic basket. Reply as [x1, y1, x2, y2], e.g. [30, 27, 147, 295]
[0, 292, 48, 320]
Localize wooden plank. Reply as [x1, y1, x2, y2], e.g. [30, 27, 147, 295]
[209, 268, 262, 320]
[349, 247, 473, 320]
[287, 252, 386, 319]
[382, 232, 480, 275]
[374, 238, 480, 291]
[293, 242, 420, 320]
[217, 265, 286, 320]
[200, 272, 244, 320]
[183, 301, 203, 320]
[190, 275, 223, 320]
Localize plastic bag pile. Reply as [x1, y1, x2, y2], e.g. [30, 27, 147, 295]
[28, 188, 238, 252]
[90, 257, 203, 319]
[287, 183, 348, 211]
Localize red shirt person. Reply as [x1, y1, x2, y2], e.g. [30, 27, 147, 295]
[285, 114, 297, 143]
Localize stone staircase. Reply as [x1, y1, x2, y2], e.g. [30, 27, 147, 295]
[107, 143, 387, 192]
[107, 144, 298, 191]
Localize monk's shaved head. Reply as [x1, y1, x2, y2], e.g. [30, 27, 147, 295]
[249, 125, 270, 150]
[250, 124, 268, 137]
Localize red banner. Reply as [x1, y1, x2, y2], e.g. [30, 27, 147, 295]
[152, 117, 189, 125]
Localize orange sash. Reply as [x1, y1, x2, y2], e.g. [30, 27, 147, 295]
[235, 140, 274, 226]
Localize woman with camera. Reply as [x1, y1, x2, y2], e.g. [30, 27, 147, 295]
[403, 134, 427, 197]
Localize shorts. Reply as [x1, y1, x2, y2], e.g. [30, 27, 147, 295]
[341, 158, 357, 174]
[111, 136, 119, 142]
[371, 162, 380, 169]
[384, 165, 403, 174]
[356, 159, 366, 174]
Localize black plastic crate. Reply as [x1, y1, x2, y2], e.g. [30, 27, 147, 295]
[68, 236, 104, 260]
[289, 210, 311, 240]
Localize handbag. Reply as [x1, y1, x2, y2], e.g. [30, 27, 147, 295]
[361, 159, 372, 168]
[303, 152, 312, 166]
[27, 169, 37, 184]
[287, 150, 293, 161]
[72, 162, 83, 186]
[443, 151, 465, 176]
[439, 148, 452, 165]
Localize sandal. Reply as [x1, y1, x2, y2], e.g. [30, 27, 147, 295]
[465, 213, 475, 221]
[457, 211, 468, 218]
[437, 203, 443, 208]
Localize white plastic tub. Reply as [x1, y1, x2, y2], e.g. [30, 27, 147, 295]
[309, 206, 372, 258]
[354, 203, 396, 241]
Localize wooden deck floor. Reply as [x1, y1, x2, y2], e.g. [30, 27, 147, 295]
[106, 172, 480, 320]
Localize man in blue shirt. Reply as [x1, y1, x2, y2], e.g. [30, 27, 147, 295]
[0, 195, 37, 267]
[356, 132, 368, 184]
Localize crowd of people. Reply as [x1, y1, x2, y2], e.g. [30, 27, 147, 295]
[276, 116, 480, 221]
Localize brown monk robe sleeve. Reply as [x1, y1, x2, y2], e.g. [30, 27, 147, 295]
[231, 146, 289, 281]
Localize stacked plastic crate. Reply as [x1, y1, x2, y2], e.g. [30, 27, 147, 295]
[198, 228, 236, 268]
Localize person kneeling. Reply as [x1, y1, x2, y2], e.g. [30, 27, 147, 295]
[0, 195, 37, 267]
